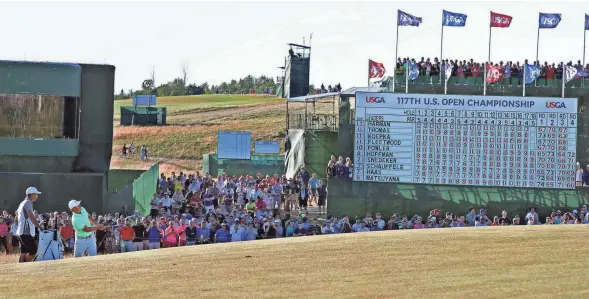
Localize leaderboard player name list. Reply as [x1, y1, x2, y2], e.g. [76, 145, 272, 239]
[363, 116, 413, 182]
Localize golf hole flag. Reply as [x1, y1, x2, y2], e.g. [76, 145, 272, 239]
[368, 60, 386, 79]
[490, 12, 512, 27]
[485, 64, 503, 83]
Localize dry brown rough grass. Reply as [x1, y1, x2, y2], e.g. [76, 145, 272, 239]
[1, 225, 587, 298]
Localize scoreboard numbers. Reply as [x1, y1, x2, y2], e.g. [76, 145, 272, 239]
[353, 93, 577, 189]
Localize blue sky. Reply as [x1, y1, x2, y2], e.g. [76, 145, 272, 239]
[0, 1, 587, 92]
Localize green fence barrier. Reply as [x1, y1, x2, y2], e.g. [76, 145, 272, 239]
[132, 162, 159, 216]
[107, 169, 144, 192]
[326, 178, 589, 219]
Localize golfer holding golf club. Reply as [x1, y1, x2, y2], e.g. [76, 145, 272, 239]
[68, 200, 106, 257]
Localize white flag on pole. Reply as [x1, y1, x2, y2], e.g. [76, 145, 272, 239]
[565, 65, 578, 84]
[445, 63, 453, 82]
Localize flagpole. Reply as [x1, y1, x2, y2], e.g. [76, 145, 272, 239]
[483, 63, 487, 96]
[562, 67, 566, 98]
[440, 21, 444, 85]
[583, 26, 587, 68]
[488, 12, 492, 62]
[523, 64, 526, 97]
[405, 64, 409, 94]
[395, 12, 400, 93]
[583, 25, 586, 88]
[367, 60, 370, 88]
[535, 27, 540, 63]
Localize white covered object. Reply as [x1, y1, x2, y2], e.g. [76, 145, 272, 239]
[34, 230, 64, 261]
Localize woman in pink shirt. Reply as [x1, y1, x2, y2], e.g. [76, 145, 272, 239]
[176, 222, 187, 246]
[255, 197, 267, 211]
[0, 217, 8, 254]
[164, 221, 178, 247]
[413, 218, 425, 229]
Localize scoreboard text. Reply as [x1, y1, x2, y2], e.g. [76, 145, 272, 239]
[353, 93, 578, 189]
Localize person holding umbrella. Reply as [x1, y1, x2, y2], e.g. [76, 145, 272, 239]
[68, 200, 106, 257]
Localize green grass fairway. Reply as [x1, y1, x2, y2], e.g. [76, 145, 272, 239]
[113, 94, 281, 121]
[1, 226, 587, 298]
[112, 94, 287, 162]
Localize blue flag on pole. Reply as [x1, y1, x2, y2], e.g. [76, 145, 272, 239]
[398, 10, 422, 27]
[442, 10, 467, 27]
[525, 64, 541, 84]
[408, 61, 419, 80]
[538, 13, 561, 29]
[585, 14, 589, 30]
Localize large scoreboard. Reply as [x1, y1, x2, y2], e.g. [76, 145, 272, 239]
[353, 93, 578, 189]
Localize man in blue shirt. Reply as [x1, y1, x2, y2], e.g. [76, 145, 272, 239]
[245, 223, 257, 240]
[196, 220, 210, 244]
[298, 166, 310, 186]
[215, 223, 230, 243]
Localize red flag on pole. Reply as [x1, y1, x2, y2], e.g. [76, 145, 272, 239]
[490, 12, 513, 28]
[368, 59, 386, 79]
[485, 63, 503, 83]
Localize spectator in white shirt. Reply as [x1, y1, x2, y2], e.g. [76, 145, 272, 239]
[162, 195, 174, 212]
[525, 207, 538, 223]
[375, 213, 385, 230]
[149, 193, 160, 218]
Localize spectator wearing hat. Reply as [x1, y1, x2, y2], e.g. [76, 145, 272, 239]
[15, 187, 42, 263]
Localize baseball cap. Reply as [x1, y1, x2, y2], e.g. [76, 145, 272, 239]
[25, 187, 42, 195]
[68, 200, 81, 210]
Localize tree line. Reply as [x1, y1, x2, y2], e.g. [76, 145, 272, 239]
[115, 74, 280, 100]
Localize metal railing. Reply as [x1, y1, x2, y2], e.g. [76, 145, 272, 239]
[288, 113, 338, 131]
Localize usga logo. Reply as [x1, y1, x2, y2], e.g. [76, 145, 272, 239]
[545, 102, 567, 108]
[366, 96, 385, 103]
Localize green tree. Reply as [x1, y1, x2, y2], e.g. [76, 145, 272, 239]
[141, 79, 155, 91]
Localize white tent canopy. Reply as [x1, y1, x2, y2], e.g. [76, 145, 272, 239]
[286, 92, 340, 103]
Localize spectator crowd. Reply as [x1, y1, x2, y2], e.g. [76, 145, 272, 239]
[1, 165, 588, 257]
[394, 57, 589, 83]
